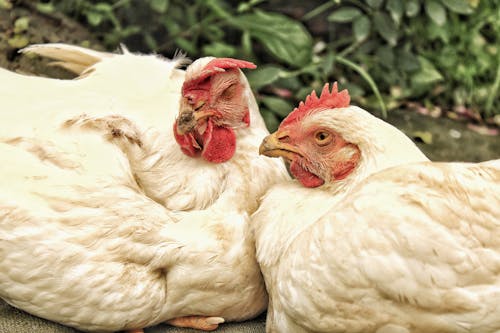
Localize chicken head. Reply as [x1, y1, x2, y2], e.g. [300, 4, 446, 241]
[260, 83, 360, 187]
[174, 57, 256, 163]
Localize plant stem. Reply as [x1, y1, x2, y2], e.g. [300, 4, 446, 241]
[302, 1, 337, 21]
[205, 0, 233, 21]
[345, 0, 370, 13]
[278, 64, 318, 78]
[338, 40, 362, 57]
[334, 55, 387, 118]
[111, 0, 130, 9]
[157, 15, 219, 52]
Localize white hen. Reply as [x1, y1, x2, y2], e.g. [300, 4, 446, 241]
[253, 83, 500, 333]
[0, 45, 289, 332]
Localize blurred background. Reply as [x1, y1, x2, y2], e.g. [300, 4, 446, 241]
[0, 0, 498, 160]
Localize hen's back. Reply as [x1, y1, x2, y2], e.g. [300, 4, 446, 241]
[0, 46, 186, 139]
[278, 159, 500, 333]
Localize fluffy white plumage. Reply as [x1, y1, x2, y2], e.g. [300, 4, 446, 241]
[0, 44, 289, 332]
[253, 103, 500, 333]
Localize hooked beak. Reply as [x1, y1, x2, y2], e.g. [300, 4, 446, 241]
[176, 101, 214, 135]
[259, 131, 302, 161]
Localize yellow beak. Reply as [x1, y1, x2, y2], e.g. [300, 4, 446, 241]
[259, 131, 301, 160]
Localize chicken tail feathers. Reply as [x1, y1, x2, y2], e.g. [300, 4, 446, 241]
[20, 43, 114, 76]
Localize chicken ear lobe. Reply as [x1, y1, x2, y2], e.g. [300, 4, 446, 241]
[331, 146, 361, 180]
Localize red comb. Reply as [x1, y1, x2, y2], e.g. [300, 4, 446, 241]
[183, 58, 256, 93]
[281, 83, 350, 127]
[204, 58, 256, 73]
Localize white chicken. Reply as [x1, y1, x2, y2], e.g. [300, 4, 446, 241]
[253, 83, 500, 333]
[0, 45, 289, 332]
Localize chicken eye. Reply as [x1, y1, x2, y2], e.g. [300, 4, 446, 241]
[220, 84, 236, 100]
[314, 131, 332, 146]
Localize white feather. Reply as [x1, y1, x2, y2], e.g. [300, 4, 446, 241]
[0, 43, 290, 331]
[253, 106, 500, 333]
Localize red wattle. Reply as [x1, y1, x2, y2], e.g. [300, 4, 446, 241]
[201, 118, 236, 163]
[173, 122, 199, 157]
[290, 161, 325, 188]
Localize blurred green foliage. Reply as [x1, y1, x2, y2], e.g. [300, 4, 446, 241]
[28, 0, 500, 129]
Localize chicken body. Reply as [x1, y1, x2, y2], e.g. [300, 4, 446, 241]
[253, 84, 500, 333]
[0, 46, 289, 332]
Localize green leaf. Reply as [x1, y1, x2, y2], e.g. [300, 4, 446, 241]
[341, 82, 365, 97]
[241, 31, 252, 56]
[376, 46, 395, 69]
[94, 3, 112, 13]
[205, 0, 232, 20]
[150, 0, 169, 13]
[275, 76, 302, 91]
[260, 96, 294, 118]
[232, 10, 313, 67]
[405, 0, 420, 17]
[425, 0, 447, 26]
[237, 3, 250, 13]
[86, 11, 103, 26]
[411, 56, 444, 87]
[8, 35, 29, 48]
[205, 25, 225, 41]
[36, 2, 54, 14]
[14, 17, 30, 33]
[143, 33, 158, 50]
[373, 11, 398, 46]
[327, 7, 362, 23]
[174, 37, 197, 55]
[119, 26, 141, 38]
[163, 19, 180, 35]
[246, 65, 283, 90]
[386, 0, 403, 25]
[366, 0, 383, 9]
[426, 20, 449, 42]
[440, 0, 473, 14]
[353, 15, 371, 42]
[238, 0, 264, 13]
[396, 49, 420, 72]
[296, 86, 316, 101]
[202, 42, 236, 57]
[0, 0, 12, 10]
[321, 51, 336, 75]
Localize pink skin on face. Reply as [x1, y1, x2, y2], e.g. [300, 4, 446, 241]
[260, 83, 360, 188]
[282, 126, 360, 188]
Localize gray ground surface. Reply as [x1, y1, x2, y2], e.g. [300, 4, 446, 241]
[0, 299, 266, 333]
[386, 109, 499, 162]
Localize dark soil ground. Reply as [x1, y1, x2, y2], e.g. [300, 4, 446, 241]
[1, 4, 498, 162]
[0, 2, 103, 77]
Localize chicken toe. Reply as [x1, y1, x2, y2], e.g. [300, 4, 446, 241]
[167, 316, 225, 331]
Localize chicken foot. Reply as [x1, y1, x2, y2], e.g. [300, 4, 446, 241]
[167, 316, 225, 331]
[122, 316, 224, 333]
